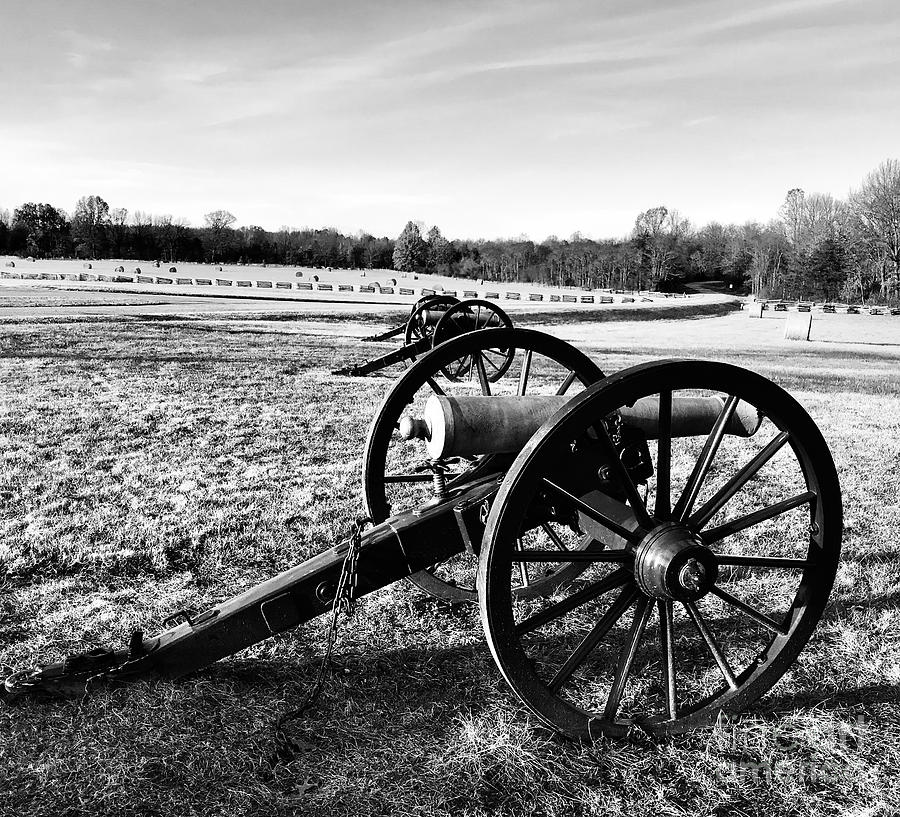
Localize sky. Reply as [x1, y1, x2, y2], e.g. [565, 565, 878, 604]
[1, 0, 898, 241]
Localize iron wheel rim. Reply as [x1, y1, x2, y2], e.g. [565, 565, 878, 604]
[478, 359, 842, 738]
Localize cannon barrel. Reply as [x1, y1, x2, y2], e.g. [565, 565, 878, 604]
[417, 306, 474, 327]
[400, 394, 763, 459]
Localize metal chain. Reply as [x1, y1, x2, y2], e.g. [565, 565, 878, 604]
[271, 515, 371, 762]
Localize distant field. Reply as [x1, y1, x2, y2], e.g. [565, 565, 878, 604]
[0, 310, 898, 816]
[1, 254, 730, 319]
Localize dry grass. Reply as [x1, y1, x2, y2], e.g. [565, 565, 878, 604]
[0, 314, 898, 817]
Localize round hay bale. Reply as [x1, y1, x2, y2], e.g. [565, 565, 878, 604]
[313, 275, 319, 282]
[83, 262, 92, 269]
[217, 266, 223, 272]
[115, 265, 124, 273]
[5, 261, 14, 268]
[295, 270, 303, 278]
[389, 278, 397, 286]
[133, 267, 142, 274]
[169, 266, 177, 274]
[784, 312, 812, 341]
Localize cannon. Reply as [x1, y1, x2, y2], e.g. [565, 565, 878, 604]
[2, 329, 841, 739]
[358, 294, 461, 343]
[333, 294, 514, 380]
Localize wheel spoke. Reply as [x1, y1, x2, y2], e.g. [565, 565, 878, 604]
[518, 349, 533, 396]
[673, 395, 739, 521]
[603, 595, 653, 720]
[480, 352, 503, 372]
[658, 599, 677, 720]
[556, 369, 577, 395]
[709, 585, 788, 635]
[425, 377, 445, 396]
[516, 569, 632, 635]
[548, 585, 638, 693]
[702, 491, 816, 544]
[475, 355, 491, 395]
[682, 600, 738, 690]
[540, 522, 572, 551]
[449, 358, 470, 379]
[540, 478, 643, 544]
[655, 390, 672, 520]
[515, 539, 531, 587]
[689, 431, 791, 530]
[593, 424, 654, 530]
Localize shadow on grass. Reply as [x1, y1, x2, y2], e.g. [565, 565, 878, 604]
[0, 351, 323, 366]
[824, 590, 900, 618]
[514, 301, 740, 326]
[761, 682, 900, 715]
[814, 338, 900, 348]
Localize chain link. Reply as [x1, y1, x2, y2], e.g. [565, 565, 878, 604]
[271, 515, 371, 763]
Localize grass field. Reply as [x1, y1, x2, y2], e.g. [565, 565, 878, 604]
[1, 310, 898, 816]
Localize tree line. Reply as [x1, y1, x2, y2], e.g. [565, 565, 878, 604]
[1, 158, 897, 302]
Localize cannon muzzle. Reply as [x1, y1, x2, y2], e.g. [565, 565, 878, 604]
[399, 394, 763, 459]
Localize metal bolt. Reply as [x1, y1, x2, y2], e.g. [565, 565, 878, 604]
[315, 581, 336, 604]
[678, 559, 706, 593]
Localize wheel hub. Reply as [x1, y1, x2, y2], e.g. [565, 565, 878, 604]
[634, 522, 717, 601]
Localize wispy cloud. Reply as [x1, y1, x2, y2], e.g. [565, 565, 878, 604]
[0, 0, 897, 238]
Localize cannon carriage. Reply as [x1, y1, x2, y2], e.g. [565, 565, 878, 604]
[3, 329, 841, 740]
[333, 294, 514, 379]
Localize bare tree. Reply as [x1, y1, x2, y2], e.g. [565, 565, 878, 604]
[204, 210, 237, 262]
[72, 194, 110, 258]
[779, 188, 806, 251]
[804, 193, 845, 246]
[109, 207, 129, 258]
[849, 159, 900, 300]
[633, 205, 674, 283]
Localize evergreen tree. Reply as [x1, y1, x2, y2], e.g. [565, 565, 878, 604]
[392, 221, 426, 271]
[426, 225, 451, 270]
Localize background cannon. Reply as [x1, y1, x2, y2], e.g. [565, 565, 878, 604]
[333, 296, 513, 379]
[358, 293, 459, 343]
[3, 329, 841, 740]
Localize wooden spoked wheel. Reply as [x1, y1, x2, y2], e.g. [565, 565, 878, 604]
[432, 300, 514, 382]
[403, 295, 460, 352]
[411, 293, 451, 313]
[478, 360, 842, 738]
[362, 328, 605, 602]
